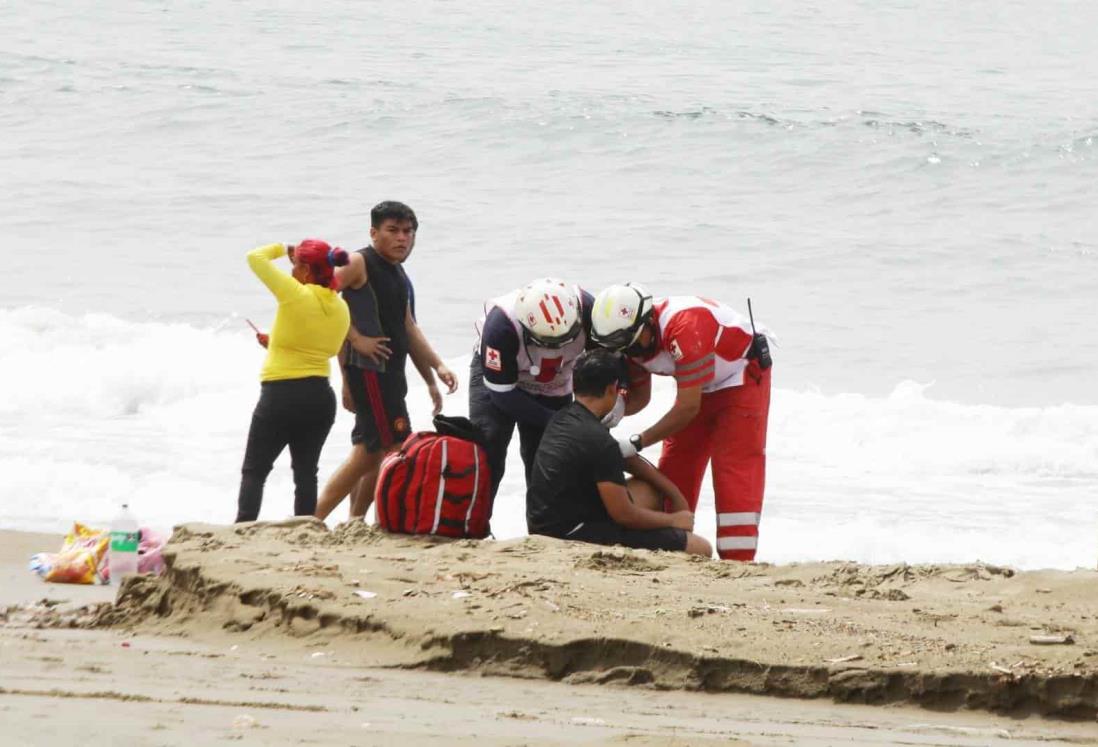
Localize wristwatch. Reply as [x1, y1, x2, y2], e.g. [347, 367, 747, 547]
[629, 433, 644, 452]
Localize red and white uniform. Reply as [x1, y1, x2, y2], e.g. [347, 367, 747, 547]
[472, 288, 590, 398]
[628, 296, 772, 561]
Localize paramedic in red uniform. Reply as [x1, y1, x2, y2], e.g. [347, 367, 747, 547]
[589, 284, 772, 561]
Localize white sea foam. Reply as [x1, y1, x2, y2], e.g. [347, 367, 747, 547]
[2, 309, 1094, 569]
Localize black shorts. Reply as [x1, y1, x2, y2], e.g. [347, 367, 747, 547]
[563, 522, 687, 553]
[344, 364, 410, 452]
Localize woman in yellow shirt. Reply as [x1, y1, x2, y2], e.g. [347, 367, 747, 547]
[236, 240, 351, 522]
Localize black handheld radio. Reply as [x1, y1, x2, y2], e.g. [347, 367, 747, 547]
[746, 299, 772, 370]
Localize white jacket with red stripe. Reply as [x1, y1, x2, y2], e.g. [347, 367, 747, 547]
[473, 287, 590, 398]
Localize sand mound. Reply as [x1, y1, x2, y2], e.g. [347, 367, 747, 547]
[575, 550, 668, 573]
[98, 520, 1098, 719]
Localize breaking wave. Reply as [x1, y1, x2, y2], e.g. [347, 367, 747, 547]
[1, 308, 1095, 569]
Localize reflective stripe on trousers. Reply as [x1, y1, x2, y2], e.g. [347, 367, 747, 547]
[658, 363, 770, 561]
[716, 510, 760, 556]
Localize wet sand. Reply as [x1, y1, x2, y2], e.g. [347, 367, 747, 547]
[3, 524, 1096, 746]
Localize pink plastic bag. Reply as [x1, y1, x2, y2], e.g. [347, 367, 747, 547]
[101, 527, 167, 582]
[137, 528, 166, 575]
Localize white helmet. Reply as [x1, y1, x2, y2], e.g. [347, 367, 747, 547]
[513, 278, 582, 349]
[589, 283, 654, 351]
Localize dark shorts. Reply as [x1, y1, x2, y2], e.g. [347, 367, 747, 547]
[344, 364, 410, 453]
[562, 522, 687, 553]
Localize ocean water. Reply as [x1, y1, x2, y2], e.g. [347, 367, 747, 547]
[2, 1, 1096, 568]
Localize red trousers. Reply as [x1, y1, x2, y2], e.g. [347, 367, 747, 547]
[658, 364, 771, 561]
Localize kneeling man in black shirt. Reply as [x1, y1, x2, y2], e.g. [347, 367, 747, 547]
[527, 350, 712, 556]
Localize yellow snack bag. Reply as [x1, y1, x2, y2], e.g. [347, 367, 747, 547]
[43, 523, 109, 585]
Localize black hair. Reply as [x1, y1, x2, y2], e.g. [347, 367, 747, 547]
[370, 201, 418, 230]
[572, 349, 624, 398]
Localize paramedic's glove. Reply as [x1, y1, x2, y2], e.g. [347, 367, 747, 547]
[617, 434, 643, 459]
[600, 393, 626, 429]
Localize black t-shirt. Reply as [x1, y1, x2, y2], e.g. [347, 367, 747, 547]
[526, 401, 626, 537]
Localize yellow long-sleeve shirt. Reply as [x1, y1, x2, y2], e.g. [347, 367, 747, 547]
[247, 244, 350, 382]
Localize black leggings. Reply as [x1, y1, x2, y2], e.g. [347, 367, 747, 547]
[236, 377, 336, 522]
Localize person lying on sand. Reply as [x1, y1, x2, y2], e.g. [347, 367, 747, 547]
[525, 350, 711, 557]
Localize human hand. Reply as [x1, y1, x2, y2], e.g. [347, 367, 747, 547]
[245, 319, 268, 349]
[664, 486, 690, 513]
[617, 436, 638, 459]
[428, 383, 443, 415]
[435, 363, 458, 394]
[669, 510, 695, 531]
[351, 336, 392, 364]
[341, 382, 356, 413]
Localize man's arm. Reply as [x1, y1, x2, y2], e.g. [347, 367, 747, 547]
[409, 344, 442, 415]
[347, 325, 392, 365]
[405, 303, 458, 393]
[477, 313, 556, 427]
[597, 481, 693, 531]
[623, 456, 689, 511]
[622, 314, 717, 455]
[639, 381, 702, 449]
[334, 251, 367, 291]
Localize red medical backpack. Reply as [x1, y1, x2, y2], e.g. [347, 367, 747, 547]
[374, 427, 492, 539]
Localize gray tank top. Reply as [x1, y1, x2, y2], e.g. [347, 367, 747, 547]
[341, 248, 388, 371]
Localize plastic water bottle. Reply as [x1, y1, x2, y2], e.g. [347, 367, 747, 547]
[109, 503, 140, 584]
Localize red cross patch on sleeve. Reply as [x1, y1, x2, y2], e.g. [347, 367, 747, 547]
[485, 346, 502, 372]
[669, 339, 684, 361]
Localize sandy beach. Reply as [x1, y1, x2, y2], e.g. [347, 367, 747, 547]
[3, 523, 1096, 746]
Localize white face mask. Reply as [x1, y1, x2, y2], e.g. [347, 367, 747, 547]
[600, 392, 626, 429]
